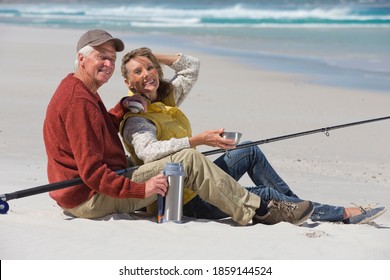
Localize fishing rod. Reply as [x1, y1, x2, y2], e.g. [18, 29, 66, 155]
[0, 166, 139, 214]
[1, 115, 389, 214]
[203, 115, 390, 156]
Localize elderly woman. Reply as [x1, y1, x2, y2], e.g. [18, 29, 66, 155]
[119, 47, 386, 224]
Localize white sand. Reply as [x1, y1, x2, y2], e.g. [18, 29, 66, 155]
[1, 25, 390, 273]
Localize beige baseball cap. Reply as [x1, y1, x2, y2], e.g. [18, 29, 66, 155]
[77, 29, 124, 52]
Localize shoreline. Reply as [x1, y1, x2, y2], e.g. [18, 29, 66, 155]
[121, 27, 390, 94]
[2, 23, 390, 94]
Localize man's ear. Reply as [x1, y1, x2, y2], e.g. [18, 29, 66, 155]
[78, 53, 85, 67]
[124, 79, 131, 88]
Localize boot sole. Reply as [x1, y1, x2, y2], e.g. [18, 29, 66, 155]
[357, 207, 387, 224]
[293, 202, 314, 225]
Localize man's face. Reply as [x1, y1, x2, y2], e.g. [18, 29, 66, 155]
[82, 42, 117, 87]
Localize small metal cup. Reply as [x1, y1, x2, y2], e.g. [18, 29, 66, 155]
[221, 132, 242, 145]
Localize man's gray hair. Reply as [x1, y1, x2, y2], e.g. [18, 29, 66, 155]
[74, 45, 94, 70]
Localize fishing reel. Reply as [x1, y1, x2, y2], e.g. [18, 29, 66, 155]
[0, 195, 10, 214]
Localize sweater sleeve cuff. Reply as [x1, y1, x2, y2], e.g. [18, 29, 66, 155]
[126, 181, 146, 199]
[117, 97, 130, 114]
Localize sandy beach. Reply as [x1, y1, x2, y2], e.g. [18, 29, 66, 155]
[1, 25, 390, 277]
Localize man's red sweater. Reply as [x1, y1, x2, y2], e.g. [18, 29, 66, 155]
[43, 74, 145, 209]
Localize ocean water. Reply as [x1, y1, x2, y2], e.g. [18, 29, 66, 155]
[1, 0, 389, 92]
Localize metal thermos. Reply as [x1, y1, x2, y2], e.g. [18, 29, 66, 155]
[161, 162, 186, 223]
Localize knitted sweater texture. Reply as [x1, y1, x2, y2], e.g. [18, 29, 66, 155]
[43, 74, 145, 209]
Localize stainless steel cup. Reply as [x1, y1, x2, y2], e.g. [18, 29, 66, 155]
[162, 162, 186, 223]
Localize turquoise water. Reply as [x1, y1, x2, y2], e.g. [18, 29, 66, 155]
[1, 0, 389, 92]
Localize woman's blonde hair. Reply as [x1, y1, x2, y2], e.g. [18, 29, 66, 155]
[121, 47, 172, 102]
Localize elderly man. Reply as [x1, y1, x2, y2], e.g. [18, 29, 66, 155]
[43, 29, 314, 226]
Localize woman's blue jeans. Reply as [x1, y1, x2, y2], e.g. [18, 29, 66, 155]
[183, 141, 344, 222]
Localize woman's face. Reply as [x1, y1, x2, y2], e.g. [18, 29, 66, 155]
[124, 55, 160, 101]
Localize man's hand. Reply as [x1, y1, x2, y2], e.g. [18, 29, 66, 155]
[144, 173, 168, 197]
[122, 95, 148, 113]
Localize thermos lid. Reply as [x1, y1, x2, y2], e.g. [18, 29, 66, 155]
[164, 162, 185, 176]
